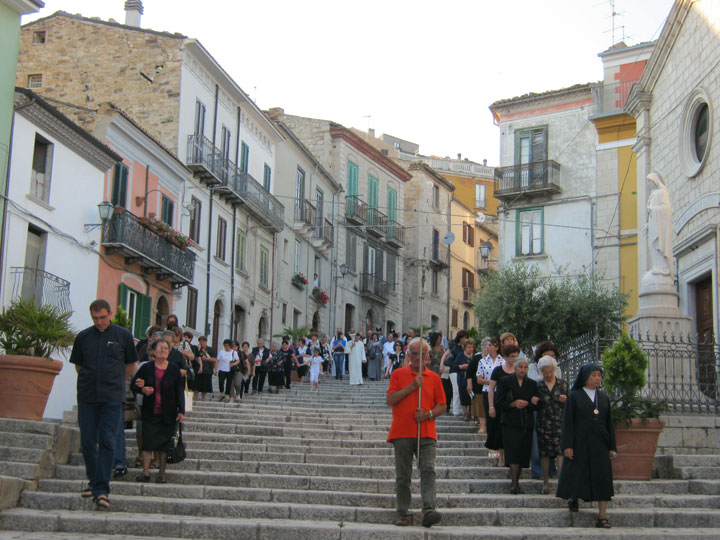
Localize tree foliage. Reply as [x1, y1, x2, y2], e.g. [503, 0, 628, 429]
[474, 263, 628, 353]
[112, 305, 132, 330]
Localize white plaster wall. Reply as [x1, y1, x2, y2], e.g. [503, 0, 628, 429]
[3, 113, 105, 419]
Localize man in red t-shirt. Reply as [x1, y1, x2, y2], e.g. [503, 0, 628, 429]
[386, 337, 447, 527]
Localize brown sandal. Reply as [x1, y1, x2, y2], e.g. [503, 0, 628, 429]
[596, 517, 611, 528]
[394, 517, 410, 526]
[95, 494, 110, 511]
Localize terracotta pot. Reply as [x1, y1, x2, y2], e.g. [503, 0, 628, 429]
[0, 355, 63, 421]
[612, 417, 665, 480]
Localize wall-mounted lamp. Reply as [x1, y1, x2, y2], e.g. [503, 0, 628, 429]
[339, 263, 349, 277]
[479, 240, 498, 265]
[84, 201, 115, 232]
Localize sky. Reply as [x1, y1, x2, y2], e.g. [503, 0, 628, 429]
[23, 0, 675, 166]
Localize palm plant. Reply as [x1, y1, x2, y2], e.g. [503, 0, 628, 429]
[0, 298, 76, 358]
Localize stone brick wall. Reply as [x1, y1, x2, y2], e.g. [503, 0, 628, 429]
[17, 14, 183, 154]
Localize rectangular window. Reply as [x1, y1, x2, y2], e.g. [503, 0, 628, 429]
[431, 269, 439, 295]
[517, 208, 543, 256]
[189, 197, 201, 243]
[294, 239, 302, 274]
[462, 222, 474, 247]
[386, 252, 396, 291]
[220, 125, 231, 181]
[259, 246, 269, 287]
[346, 232, 357, 272]
[282, 303, 287, 324]
[475, 184, 486, 209]
[27, 74, 42, 89]
[235, 228, 246, 271]
[216, 217, 227, 260]
[432, 229, 440, 259]
[186, 286, 198, 329]
[295, 167, 305, 218]
[240, 141, 249, 173]
[30, 134, 53, 202]
[387, 187, 397, 223]
[194, 100, 206, 136]
[293, 309, 301, 330]
[515, 126, 548, 187]
[263, 163, 271, 191]
[161, 195, 174, 227]
[451, 308, 458, 328]
[283, 238, 289, 263]
[314, 256, 321, 287]
[368, 174, 378, 225]
[32, 31, 46, 44]
[433, 185, 440, 209]
[110, 162, 128, 208]
[366, 245, 376, 275]
[347, 161, 358, 196]
[118, 283, 151, 339]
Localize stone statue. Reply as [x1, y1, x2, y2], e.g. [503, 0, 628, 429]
[646, 171, 673, 276]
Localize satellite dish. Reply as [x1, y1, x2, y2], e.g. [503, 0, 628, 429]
[442, 231, 455, 245]
[475, 212, 486, 224]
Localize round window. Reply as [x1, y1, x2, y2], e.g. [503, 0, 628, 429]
[680, 89, 712, 178]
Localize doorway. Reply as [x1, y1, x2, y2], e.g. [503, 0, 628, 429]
[212, 300, 223, 352]
[233, 305, 246, 341]
[344, 304, 355, 335]
[155, 296, 169, 327]
[695, 277, 717, 399]
[312, 311, 320, 334]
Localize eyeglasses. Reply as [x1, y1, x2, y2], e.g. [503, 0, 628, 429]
[408, 351, 430, 357]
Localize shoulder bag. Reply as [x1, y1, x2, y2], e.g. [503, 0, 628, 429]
[167, 422, 186, 464]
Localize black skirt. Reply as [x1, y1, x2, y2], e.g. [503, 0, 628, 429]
[297, 365, 309, 377]
[484, 393, 503, 450]
[268, 370, 285, 387]
[141, 415, 175, 452]
[501, 424, 533, 467]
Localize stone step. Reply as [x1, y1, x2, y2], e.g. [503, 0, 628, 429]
[673, 466, 720, 479]
[34, 479, 720, 510]
[0, 447, 46, 464]
[671, 455, 720, 467]
[0, 432, 54, 451]
[51, 465, 700, 496]
[6, 504, 720, 533]
[0, 462, 40, 480]
[0, 419, 58, 436]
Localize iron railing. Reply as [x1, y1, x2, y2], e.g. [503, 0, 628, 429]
[367, 207, 387, 235]
[462, 286, 476, 304]
[227, 170, 285, 232]
[494, 160, 561, 198]
[386, 220, 405, 245]
[359, 273, 388, 302]
[186, 134, 221, 183]
[313, 218, 333, 246]
[294, 199, 317, 227]
[430, 243, 450, 266]
[10, 266, 71, 313]
[593, 78, 640, 116]
[102, 210, 196, 284]
[559, 332, 720, 415]
[345, 195, 368, 224]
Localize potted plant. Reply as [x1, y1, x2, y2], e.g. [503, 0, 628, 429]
[311, 287, 330, 306]
[291, 273, 308, 289]
[0, 298, 76, 421]
[602, 331, 668, 480]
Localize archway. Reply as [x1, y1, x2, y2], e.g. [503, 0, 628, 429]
[462, 311, 470, 331]
[212, 299, 223, 352]
[365, 308, 374, 338]
[344, 303, 355, 335]
[386, 320, 395, 336]
[233, 305, 246, 341]
[258, 316, 267, 340]
[155, 295, 169, 327]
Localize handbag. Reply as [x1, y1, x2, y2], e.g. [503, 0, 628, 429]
[167, 422, 186, 464]
[122, 397, 140, 422]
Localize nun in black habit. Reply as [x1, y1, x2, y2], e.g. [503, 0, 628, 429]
[556, 363, 617, 529]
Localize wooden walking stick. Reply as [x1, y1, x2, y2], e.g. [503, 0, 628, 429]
[417, 261, 426, 465]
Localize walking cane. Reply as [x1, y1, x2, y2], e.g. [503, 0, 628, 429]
[416, 382, 422, 465]
[417, 261, 426, 466]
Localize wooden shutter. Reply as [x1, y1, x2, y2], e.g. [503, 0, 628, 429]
[118, 283, 128, 312]
[347, 162, 358, 196]
[134, 293, 152, 339]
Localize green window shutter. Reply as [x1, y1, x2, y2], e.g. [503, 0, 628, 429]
[240, 142, 249, 173]
[118, 283, 129, 316]
[263, 164, 271, 191]
[112, 163, 128, 208]
[387, 188, 397, 222]
[347, 162, 358, 196]
[134, 293, 152, 339]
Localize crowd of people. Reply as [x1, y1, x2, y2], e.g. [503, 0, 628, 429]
[70, 299, 615, 528]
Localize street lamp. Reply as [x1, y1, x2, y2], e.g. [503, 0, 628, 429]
[339, 263, 349, 277]
[480, 240, 493, 261]
[84, 201, 115, 232]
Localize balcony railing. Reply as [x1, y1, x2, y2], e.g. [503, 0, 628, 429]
[313, 218, 333, 247]
[345, 195, 367, 224]
[430, 243, 449, 267]
[186, 134, 222, 184]
[593, 78, 640, 116]
[10, 267, 71, 313]
[226, 170, 285, 233]
[494, 160, 561, 200]
[463, 286, 476, 305]
[102, 210, 196, 286]
[367, 207, 387, 236]
[420, 157, 494, 177]
[294, 199, 317, 228]
[359, 273, 388, 303]
[386, 220, 405, 246]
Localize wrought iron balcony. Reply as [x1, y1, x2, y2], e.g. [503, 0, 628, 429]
[429, 243, 449, 267]
[226, 170, 285, 233]
[345, 195, 367, 225]
[386, 220, 405, 247]
[312, 218, 333, 249]
[494, 160, 561, 202]
[102, 210, 196, 287]
[367, 208, 387, 237]
[10, 267, 71, 313]
[186, 134, 222, 185]
[293, 199, 317, 235]
[463, 286, 476, 306]
[359, 273, 388, 304]
[592, 78, 640, 116]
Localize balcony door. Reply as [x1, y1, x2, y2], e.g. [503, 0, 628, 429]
[515, 126, 547, 187]
[22, 225, 47, 305]
[295, 168, 305, 220]
[368, 175, 378, 225]
[315, 187, 324, 229]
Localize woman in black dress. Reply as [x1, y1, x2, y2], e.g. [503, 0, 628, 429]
[535, 355, 568, 494]
[132, 339, 185, 483]
[496, 356, 539, 494]
[556, 363, 616, 528]
[192, 336, 215, 402]
[485, 343, 519, 466]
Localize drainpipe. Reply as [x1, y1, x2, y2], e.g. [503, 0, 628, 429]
[211, 84, 219, 147]
[230, 205, 236, 339]
[446, 195, 452, 338]
[269, 231, 276, 342]
[143, 165, 150, 217]
[204, 188, 214, 336]
[329, 184, 338, 337]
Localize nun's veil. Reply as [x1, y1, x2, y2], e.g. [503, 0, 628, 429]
[572, 363, 603, 390]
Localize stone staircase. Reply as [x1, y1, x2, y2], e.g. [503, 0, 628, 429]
[1, 378, 720, 539]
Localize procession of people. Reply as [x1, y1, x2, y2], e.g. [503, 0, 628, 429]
[70, 298, 616, 528]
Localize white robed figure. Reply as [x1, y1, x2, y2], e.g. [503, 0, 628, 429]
[646, 171, 673, 276]
[349, 335, 366, 385]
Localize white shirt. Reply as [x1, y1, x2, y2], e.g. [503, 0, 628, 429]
[217, 349, 237, 372]
[583, 387, 597, 403]
[476, 354, 504, 392]
[382, 341, 395, 367]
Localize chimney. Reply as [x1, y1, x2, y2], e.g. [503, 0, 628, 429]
[483, 159, 487, 166]
[368, 128, 375, 138]
[457, 153, 462, 160]
[124, 0, 143, 27]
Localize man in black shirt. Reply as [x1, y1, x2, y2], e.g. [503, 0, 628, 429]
[69, 299, 138, 510]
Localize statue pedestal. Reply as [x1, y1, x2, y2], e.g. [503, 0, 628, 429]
[629, 272, 692, 338]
